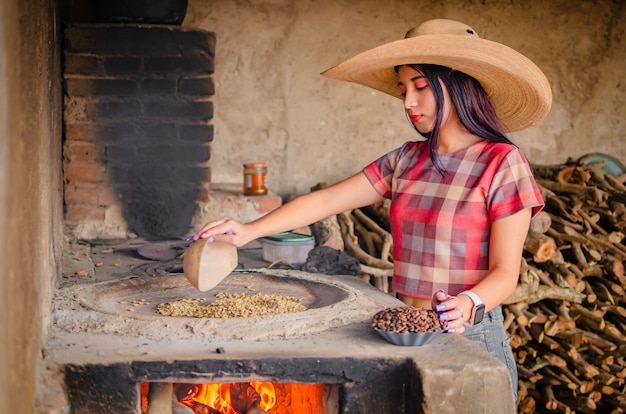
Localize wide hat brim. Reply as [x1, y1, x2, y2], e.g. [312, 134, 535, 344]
[322, 31, 552, 133]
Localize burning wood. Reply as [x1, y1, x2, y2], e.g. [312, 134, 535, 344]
[230, 383, 268, 414]
[315, 157, 626, 413]
[153, 381, 327, 414]
[173, 382, 270, 414]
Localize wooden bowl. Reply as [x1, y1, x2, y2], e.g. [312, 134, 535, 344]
[182, 239, 238, 291]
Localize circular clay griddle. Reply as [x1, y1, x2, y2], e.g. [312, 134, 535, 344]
[60, 268, 403, 341]
[77, 271, 350, 319]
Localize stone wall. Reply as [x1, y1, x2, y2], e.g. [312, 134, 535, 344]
[183, 0, 626, 197]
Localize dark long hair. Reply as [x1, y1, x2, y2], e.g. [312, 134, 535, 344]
[399, 64, 514, 174]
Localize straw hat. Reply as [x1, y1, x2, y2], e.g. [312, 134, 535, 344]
[321, 19, 552, 132]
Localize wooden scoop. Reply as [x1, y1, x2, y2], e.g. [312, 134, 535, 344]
[182, 239, 238, 291]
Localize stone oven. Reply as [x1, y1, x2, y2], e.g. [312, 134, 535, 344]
[48, 12, 515, 414]
[48, 244, 516, 414]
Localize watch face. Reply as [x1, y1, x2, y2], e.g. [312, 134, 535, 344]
[474, 304, 486, 324]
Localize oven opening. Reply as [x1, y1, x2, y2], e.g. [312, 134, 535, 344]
[140, 380, 338, 414]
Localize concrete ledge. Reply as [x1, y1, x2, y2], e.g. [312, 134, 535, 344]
[414, 337, 516, 413]
[67, 183, 283, 240]
[191, 182, 283, 228]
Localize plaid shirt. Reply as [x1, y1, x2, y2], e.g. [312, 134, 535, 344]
[363, 140, 544, 298]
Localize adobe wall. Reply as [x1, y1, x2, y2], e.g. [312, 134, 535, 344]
[0, 0, 64, 412]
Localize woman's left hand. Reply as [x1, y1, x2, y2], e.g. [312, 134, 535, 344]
[432, 289, 466, 334]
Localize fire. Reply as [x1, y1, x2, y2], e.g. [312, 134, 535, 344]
[249, 379, 277, 409]
[178, 380, 275, 413]
[142, 380, 327, 414]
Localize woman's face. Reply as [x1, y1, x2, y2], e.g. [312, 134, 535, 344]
[397, 65, 450, 133]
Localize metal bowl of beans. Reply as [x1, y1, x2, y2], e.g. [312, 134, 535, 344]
[372, 306, 446, 346]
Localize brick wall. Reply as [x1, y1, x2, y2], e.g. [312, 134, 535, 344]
[63, 24, 215, 240]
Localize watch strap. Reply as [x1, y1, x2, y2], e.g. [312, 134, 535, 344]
[458, 290, 485, 325]
[458, 290, 483, 307]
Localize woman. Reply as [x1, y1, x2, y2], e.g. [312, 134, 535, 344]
[190, 19, 551, 401]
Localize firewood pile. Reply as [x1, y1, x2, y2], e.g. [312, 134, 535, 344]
[310, 157, 626, 414]
[512, 160, 626, 414]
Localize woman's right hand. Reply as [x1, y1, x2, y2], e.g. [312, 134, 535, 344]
[188, 217, 254, 247]
[432, 289, 466, 334]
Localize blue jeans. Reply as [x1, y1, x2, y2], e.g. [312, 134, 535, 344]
[462, 306, 518, 403]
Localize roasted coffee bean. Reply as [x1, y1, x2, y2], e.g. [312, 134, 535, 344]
[372, 306, 445, 333]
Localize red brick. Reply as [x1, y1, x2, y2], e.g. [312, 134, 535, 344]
[180, 77, 215, 96]
[66, 122, 139, 142]
[142, 100, 212, 121]
[65, 184, 100, 205]
[102, 57, 141, 76]
[65, 205, 106, 224]
[85, 101, 141, 120]
[196, 183, 210, 203]
[65, 183, 119, 207]
[65, 78, 137, 96]
[65, 162, 107, 183]
[64, 53, 101, 75]
[141, 79, 176, 96]
[64, 141, 103, 162]
[98, 185, 119, 206]
[65, 25, 215, 57]
[65, 123, 94, 142]
[202, 166, 211, 182]
[144, 55, 214, 74]
[179, 124, 214, 143]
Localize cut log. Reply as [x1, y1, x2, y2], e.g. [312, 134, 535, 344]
[524, 232, 557, 262]
[351, 208, 394, 263]
[530, 211, 553, 234]
[556, 166, 592, 186]
[503, 283, 585, 305]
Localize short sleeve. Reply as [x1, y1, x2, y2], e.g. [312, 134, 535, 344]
[488, 148, 545, 221]
[363, 145, 403, 199]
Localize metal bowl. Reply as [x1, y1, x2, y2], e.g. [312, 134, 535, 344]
[374, 327, 445, 346]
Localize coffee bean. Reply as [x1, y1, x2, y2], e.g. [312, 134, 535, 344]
[372, 306, 445, 333]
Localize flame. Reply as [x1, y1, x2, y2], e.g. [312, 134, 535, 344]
[250, 379, 276, 410]
[142, 381, 327, 414]
[179, 381, 275, 413]
[194, 383, 236, 413]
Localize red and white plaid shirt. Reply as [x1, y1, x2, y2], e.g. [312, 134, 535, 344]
[363, 140, 544, 298]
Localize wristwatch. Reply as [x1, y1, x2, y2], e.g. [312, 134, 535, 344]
[458, 290, 485, 325]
